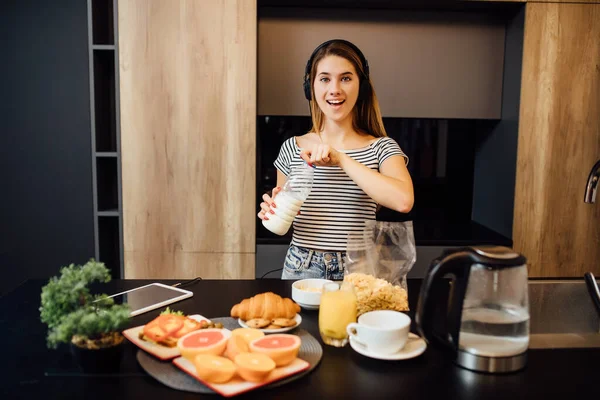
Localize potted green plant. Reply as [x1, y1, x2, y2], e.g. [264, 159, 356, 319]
[39, 259, 131, 372]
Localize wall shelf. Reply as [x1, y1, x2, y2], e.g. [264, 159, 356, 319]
[98, 210, 120, 217]
[89, 0, 122, 278]
[92, 44, 116, 50]
[96, 157, 119, 211]
[98, 216, 120, 279]
[91, 0, 114, 45]
[93, 49, 117, 152]
[96, 151, 118, 157]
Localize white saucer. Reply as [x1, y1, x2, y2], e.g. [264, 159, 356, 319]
[238, 313, 302, 333]
[349, 332, 427, 361]
[296, 301, 319, 310]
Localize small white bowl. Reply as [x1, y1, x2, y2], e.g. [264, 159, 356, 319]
[291, 278, 334, 308]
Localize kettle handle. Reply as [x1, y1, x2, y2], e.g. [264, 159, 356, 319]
[415, 250, 475, 352]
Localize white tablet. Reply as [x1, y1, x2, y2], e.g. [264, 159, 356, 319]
[106, 283, 194, 317]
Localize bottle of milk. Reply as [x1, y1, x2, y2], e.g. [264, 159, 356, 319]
[262, 162, 314, 236]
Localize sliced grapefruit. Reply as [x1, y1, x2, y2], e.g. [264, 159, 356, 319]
[248, 334, 301, 367]
[225, 334, 249, 361]
[177, 328, 231, 361]
[193, 354, 236, 384]
[234, 352, 276, 382]
[231, 328, 265, 344]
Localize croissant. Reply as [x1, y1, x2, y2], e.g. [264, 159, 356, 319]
[230, 292, 301, 321]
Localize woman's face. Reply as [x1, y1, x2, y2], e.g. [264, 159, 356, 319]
[313, 55, 360, 124]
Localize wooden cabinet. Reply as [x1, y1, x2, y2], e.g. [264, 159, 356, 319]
[513, 2, 600, 277]
[118, 0, 257, 279]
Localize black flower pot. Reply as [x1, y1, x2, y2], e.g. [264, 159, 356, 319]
[70, 336, 125, 373]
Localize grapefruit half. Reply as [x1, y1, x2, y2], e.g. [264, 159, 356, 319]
[234, 352, 276, 382]
[248, 334, 301, 367]
[231, 328, 265, 344]
[177, 328, 231, 361]
[225, 334, 249, 361]
[193, 354, 236, 384]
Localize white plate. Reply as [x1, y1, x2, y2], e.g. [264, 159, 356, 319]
[238, 314, 302, 333]
[349, 332, 427, 361]
[296, 301, 319, 310]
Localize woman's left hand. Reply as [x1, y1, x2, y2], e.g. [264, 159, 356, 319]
[300, 144, 343, 167]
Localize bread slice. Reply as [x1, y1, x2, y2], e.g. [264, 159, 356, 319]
[138, 331, 178, 347]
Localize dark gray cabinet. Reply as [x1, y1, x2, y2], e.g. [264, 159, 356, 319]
[0, 0, 123, 295]
[1, 0, 95, 295]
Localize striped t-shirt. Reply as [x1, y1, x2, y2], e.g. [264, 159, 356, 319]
[274, 136, 408, 251]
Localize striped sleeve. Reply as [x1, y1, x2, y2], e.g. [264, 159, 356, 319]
[374, 137, 409, 166]
[273, 137, 296, 176]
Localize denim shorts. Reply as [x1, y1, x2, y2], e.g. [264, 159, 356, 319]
[281, 244, 347, 281]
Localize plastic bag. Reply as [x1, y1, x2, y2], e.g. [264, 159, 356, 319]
[344, 220, 416, 315]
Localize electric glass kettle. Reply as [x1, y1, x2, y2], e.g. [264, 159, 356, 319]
[416, 246, 529, 373]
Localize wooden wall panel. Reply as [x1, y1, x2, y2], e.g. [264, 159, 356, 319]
[513, 3, 600, 277]
[118, 0, 257, 279]
[124, 252, 255, 280]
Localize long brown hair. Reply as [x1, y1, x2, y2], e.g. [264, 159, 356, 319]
[307, 41, 387, 138]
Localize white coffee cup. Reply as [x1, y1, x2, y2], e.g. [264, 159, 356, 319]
[346, 310, 411, 355]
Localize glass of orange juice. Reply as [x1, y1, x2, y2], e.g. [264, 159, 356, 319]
[319, 281, 357, 347]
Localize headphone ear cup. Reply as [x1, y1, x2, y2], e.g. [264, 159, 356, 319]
[303, 78, 312, 101]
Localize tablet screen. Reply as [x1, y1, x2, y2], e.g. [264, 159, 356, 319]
[106, 283, 193, 316]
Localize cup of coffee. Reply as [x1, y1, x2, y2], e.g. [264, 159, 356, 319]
[346, 310, 411, 355]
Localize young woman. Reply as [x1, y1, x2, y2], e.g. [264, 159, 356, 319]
[258, 39, 414, 280]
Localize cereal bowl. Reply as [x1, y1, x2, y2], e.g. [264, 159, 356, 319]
[291, 278, 334, 308]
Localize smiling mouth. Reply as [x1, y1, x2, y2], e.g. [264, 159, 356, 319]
[326, 100, 345, 106]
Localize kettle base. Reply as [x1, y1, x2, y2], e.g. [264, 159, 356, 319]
[456, 350, 527, 373]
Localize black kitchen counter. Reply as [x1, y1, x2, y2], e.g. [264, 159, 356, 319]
[2, 278, 589, 400]
[257, 219, 512, 247]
